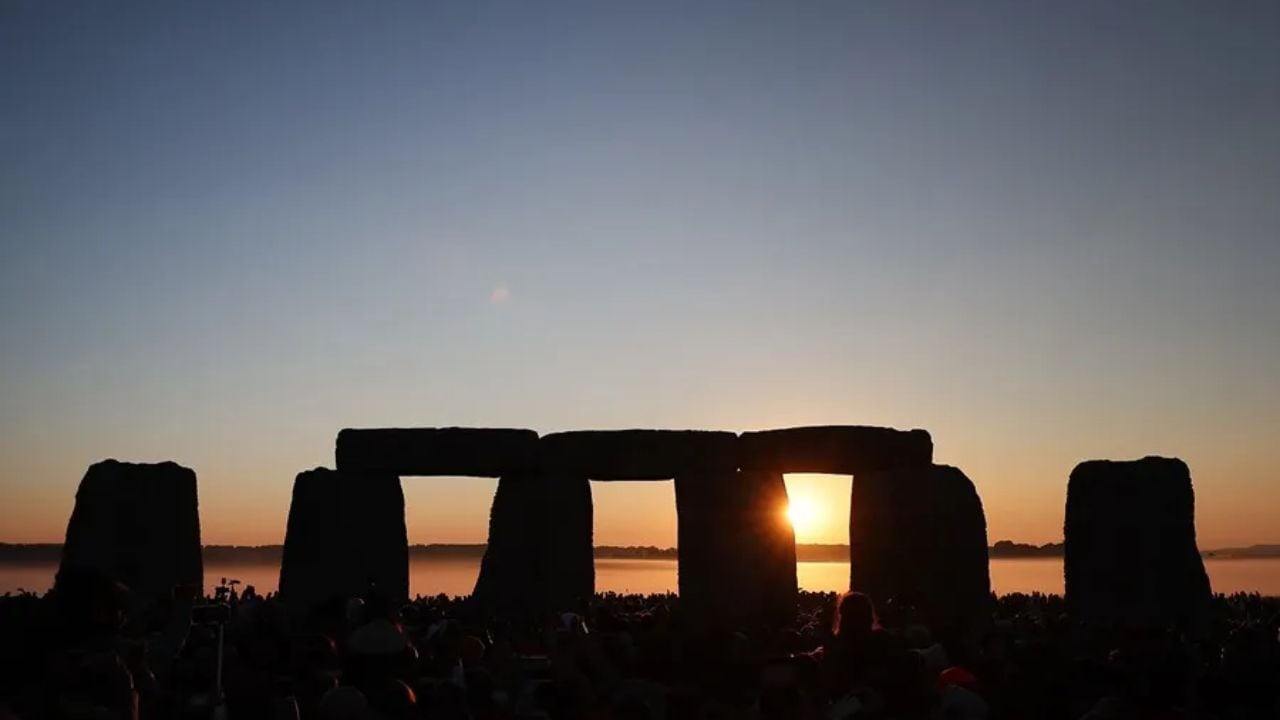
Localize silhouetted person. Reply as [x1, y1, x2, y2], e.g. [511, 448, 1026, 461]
[823, 592, 893, 703]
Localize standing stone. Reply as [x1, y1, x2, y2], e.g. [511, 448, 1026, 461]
[58, 460, 203, 600]
[674, 469, 741, 624]
[543, 473, 595, 609]
[279, 468, 408, 607]
[1065, 457, 1211, 632]
[850, 465, 989, 638]
[475, 472, 594, 614]
[474, 473, 544, 613]
[917, 466, 990, 640]
[677, 469, 796, 628]
[744, 469, 799, 625]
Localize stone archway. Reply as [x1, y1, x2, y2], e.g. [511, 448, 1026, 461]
[280, 424, 991, 637]
[279, 428, 539, 608]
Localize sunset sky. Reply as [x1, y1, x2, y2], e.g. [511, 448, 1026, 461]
[2, 2, 1277, 550]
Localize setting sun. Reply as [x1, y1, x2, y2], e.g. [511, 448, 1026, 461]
[785, 496, 821, 535]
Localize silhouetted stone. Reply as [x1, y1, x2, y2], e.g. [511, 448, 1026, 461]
[474, 473, 545, 612]
[336, 427, 539, 477]
[742, 470, 799, 624]
[676, 469, 796, 627]
[279, 468, 408, 607]
[673, 470, 738, 622]
[541, 430, 739, 480]
[850, 465, 989, 638]
[1065, 457, 1211, 632]
[738, 425, 932, 474]
[542, 473, 595, 608]
[58, 460, 203, 600]
[474, 471, 594, 614]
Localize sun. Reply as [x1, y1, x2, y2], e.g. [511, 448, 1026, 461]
[785, 496, 821, 535]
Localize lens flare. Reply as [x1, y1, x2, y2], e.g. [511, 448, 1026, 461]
[785, 496, 820, 534]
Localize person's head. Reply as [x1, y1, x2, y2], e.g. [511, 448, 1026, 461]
[316, 686, 367, 720]
[833, 592, 877, 636]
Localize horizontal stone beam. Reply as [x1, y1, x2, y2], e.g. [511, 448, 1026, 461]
[336, 427, 540, 477]
[738, 425, 932, 474]
[540, 430, 739, 480]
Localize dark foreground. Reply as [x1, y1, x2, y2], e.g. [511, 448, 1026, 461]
[1, 581, 1277, 720]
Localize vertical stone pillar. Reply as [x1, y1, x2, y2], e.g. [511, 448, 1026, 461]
[678, 469, 795, 628]
[849, 468, 906, 606]
[919, 466, 990, 641]
[476, 472, 593, 614]
[674, 469, 740, 623]
[747, 469, 799, 625]
[474, 472, 543, 612]
[543, 473, 594, 610]
[58, 460, 203, 601]
[1065, 457, 1211, 633]
[850, 465, 989, 637]
[279, 468, 408, 608]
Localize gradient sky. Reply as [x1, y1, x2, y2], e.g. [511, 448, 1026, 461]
[2, 1, 1278, 550]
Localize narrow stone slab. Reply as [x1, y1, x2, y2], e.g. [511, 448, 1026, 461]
[850, 464, 989, 641]
[739, 425, 932, 474]
[279, 468, 408, 607]
[474, 473, 545, 611]
[1065, 457, 1211, 632]
[541, 473, 595, 608]
[541, 430, 739, 480]
[336, 427, 540, 477]
[58, 460, 203, 600]
[675, 469, 796, 628]
[474, 472, 594, 613]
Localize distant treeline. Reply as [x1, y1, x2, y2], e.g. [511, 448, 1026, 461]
[989, 541, 1065, 558]
[3, 541, 1277, 563]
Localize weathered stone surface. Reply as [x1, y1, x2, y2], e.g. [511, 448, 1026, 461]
[279, 468, 408, 607]
[674, 470, 739, 623]
[336, 427, 539, 477]
[541, 430, 739, 480]
[1065, 457, 1211, 631]
[850, 465, 989, 639]
[474, 472, 594, 613]
[738, 425, 932, 474]
[676, 469, 796, 627]
[742, 470, 799, 624]
[542, 473, 595, 609]
[474, 473, 545, 612]
[58, 460, 203, 600]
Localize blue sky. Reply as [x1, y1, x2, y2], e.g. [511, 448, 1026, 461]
[2, 1, 1277, 547]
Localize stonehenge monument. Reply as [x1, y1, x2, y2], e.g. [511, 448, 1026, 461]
[58, 460, 203, 601]
[282, 424, 976, 628]
[279, 468, 408, 606]
[1065, 457, 1211, 632]
[56, 432, 1220, 642]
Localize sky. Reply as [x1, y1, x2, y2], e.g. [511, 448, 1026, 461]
[1, 1, 1277, 550]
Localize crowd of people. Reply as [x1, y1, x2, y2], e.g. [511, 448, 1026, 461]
[0, 573, 1277, 719]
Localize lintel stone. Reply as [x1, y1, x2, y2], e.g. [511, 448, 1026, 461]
[541, 430, 739, 480]
[738, 425, 932, 475]
[336, 427, 539, 477]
